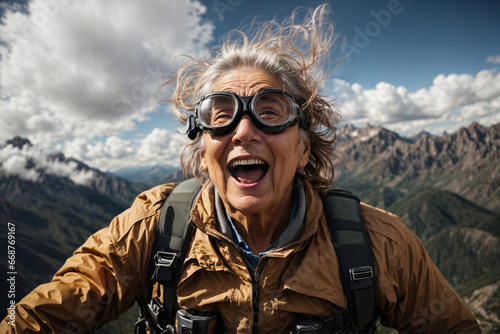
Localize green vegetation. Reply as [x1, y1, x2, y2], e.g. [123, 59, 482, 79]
[336, 176, 500, 332]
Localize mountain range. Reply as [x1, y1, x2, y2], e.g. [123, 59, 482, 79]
[335, 122, 500, 333]
[0, 122, 498, 333]
[334, 121, 500, 211]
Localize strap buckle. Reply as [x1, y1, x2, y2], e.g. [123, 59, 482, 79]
[154, 251, 178, 283]
[349, 266, 373, 281]
[155, 251, 178, 268]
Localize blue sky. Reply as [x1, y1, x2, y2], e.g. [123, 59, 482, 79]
[200, 0, 500, 89]
[0, 0, 499, 174]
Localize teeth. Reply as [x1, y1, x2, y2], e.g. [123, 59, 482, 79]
[229, 159, 266, 167]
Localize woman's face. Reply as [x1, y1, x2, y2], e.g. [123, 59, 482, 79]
[200, 68, 310, 216]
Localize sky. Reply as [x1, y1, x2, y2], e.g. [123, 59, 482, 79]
[0, 0, 499, 176]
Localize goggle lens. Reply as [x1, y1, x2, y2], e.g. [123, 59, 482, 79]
[199, 95, 237, 128]
[254, 93, 295, 125]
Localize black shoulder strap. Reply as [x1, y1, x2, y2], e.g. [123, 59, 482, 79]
[154, 179, 201, 322]
[137, 179, 201, 333]
[322, 190, 376, 331]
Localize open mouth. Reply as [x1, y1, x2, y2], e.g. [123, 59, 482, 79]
[227, 158, 269, 184]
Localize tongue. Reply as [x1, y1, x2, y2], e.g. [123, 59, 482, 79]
[233, 166, 266, 184]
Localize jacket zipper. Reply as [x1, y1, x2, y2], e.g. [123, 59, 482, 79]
[204, 229, 264, 332]
[252, 257, 266, 333]
[202, 229, 350, 332]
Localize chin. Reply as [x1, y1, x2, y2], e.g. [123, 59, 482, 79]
[228, 194, 269, 213]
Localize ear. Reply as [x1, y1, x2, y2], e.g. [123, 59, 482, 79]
[200, 150, 208, 171]
[298, 139, 310, 168]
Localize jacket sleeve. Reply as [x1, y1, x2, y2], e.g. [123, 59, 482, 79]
[378, 224, 482, 333]
[0, 189, 163, 333]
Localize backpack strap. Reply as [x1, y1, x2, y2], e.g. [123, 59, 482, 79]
[322, 190, 377, 331]
[136, 179, 201, 334]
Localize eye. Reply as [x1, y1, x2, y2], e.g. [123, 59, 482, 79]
[259, 108, 281, 120]
[201, 96, 235, 126]
[211, 110, 233, 125]
[255, 94, 290, 124]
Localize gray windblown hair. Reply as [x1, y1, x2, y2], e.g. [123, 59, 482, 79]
[158, 3, 341, 191]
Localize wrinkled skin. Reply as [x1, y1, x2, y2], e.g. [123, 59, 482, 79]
[200, 68, 310, 253]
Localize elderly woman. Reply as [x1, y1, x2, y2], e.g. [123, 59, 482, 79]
[1, 4, 480, 334]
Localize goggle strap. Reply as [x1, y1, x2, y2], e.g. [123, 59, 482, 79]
[186, 114, 200, 140]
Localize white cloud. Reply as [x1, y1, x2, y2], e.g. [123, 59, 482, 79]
[1, 154, 41, 182]
[0, 142, 95, 185]
[139, 128, 182, 159]
[0, 0, 213, 144]
[333, 68, 500, 135]
[59, 127, 189, 172]
[487, 54, 500, 65]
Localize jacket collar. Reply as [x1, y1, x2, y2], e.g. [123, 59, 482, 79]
[189, 179, 324, 247]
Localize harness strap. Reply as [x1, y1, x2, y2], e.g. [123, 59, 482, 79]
[137, 179, 201, 334]
[156, 179, 202, 324]
[322, 190, 376, 331]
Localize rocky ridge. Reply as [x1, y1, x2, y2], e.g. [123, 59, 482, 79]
[334, 122, 500, 210]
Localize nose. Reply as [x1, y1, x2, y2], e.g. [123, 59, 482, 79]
[232, 114, 262, 144]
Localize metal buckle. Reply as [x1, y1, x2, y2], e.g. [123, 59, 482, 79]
[155, 251, 178, 268]
[349, 266, 373, 281]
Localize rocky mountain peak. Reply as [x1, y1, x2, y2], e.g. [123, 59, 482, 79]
[0, 137, 144, 204]
[6, 136, 32, 149]
[338, 123, 402, 143]
[335, 121, 500, 211]
[408, 130, 434, 142]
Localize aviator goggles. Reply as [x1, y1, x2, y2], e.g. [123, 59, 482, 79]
[186, 89, 306, 140]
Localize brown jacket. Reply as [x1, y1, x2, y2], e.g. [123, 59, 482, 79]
[1, 181, 481, 333]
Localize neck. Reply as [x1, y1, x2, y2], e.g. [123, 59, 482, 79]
[226, 194, 294, 254]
